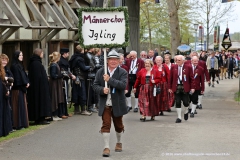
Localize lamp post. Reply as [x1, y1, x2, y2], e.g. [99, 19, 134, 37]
[194, 24, 198, 51]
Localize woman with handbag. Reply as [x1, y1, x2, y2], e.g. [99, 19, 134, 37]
[133, 59, 160, 121]
[154, 56, 170, 116]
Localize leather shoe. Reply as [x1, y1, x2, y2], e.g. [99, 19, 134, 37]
[115, 143, 122, 152]
[102, 148, 110, 157]
[159, 111, 164, 116]
[196, 105, 199, 109]
[216, 80, 219, 84]
[175, 118, 181, 123]
[190, 113, 194, 118]
[167, 108, 171, 112]
[184, 113, 188, 120]
[127, 106, 132, 112]
[194, 110, 197, 114]
[133, 108, 138, 112]
[188, 108, 191, 113]
[199, 104, 202, 109]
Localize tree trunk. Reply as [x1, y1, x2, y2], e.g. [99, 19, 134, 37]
[166, 0, 181, 56]
[125, 0, 140, 55]
[146, 4, 152, 50]
[206, 0, 209, 51]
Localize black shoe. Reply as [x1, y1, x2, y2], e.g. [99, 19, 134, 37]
[190, 113, 194, 118]
[208, 83, 211, 87]
[133, 108, 138, 112]
[167, 108, 171, 112]
[194, 110, 197, 114]
[175, 118, 181, 123]
[228, 77, 230, 79]
[184, 113, 188, 120]
[212, 85, 214, 87]
[159, 111, 164, 116]
[127, 106, 132, 112]
[225, 77, 227, 79]
[150, 116, 155, 121]
[196, 105, 200, 109]
[140, 117, 146, 122]
[35, 120, 50, 125]
[231, 77, 233, 79]
[199, 104, 202, 109]
[188, 108, 191, 114]
[216, 80, 219, 84]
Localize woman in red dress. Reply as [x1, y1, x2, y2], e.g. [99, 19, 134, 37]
[154, 56, 170, 115]
[133, 59, 160, 121]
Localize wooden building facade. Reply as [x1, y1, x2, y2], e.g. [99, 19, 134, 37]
[0, 0, 90, 69]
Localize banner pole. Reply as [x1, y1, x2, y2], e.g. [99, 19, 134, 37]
[104, 48, 107, 88]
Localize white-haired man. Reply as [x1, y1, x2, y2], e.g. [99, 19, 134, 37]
[125, 51, 145, 112]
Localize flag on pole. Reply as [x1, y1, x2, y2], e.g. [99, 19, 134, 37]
[221, 28, 232, 51]
[213, 26, 220, 51]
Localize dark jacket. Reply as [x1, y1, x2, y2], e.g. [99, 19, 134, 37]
[69, 52, 90, 103]
[27, 55, 52, 121]
[226, 57, 236, 69]
[10, 63, 29, 93]
[92, 67, 128, 117]
[69, 52, 90, 80]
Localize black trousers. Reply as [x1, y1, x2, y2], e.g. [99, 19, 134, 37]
[189, 90, 201, 105]
[125, 74, 139, 98]
[175, 91, 190, 108]
[209, 68, 217, 82]
[228, 68, 233, 78]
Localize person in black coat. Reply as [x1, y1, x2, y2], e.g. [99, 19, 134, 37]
[27, 49, 52, 125]
[69, 45, 92, 115]
[10, 51, 29, 129]
[0, 56, 12, 137]
[1, 54, 14, 135]
[58, 48, 76, 117]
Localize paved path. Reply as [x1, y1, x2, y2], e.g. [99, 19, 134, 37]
[1, 78, 240, 160]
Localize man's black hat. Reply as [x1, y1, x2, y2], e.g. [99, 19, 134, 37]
[60, 48, 69, 55]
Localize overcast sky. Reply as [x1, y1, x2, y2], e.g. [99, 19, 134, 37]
[220, 1, 240, 34]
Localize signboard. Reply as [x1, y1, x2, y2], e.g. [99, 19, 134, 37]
[78, 7, 129, 48]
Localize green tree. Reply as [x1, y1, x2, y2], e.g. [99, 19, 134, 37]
[190, 0, 235, 50]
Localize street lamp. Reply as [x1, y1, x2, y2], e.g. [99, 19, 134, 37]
[194, 24, 198, 51]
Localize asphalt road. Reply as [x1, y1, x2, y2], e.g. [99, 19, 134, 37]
[0, 77, 240, 160]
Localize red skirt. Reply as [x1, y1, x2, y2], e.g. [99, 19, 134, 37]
[138, 84, 159, 116]
[168, 92, 175, 107]
[156, 82, 170, 111]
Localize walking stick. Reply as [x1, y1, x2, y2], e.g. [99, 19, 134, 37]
[64, 80, 68, 104]
[86, 78, 92, 110]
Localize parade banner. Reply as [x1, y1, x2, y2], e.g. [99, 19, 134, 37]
[222, 28, 232, 50]
[213, 25, 220, 51]
[78, 7, 129, 48]
[198, 25, 204, 42]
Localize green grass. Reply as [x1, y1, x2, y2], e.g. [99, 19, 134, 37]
[0, 105, 74, 143]
[0, 124, 42, 143]
[234, 92, 240, 102]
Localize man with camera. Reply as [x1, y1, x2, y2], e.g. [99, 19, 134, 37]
[69, 45, 92, 116]
[168, 55, 195, 123]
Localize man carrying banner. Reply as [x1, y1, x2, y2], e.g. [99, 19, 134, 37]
[93, 50, 128, 157]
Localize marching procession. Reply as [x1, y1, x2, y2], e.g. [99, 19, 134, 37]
[1, 46, 240, 157]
